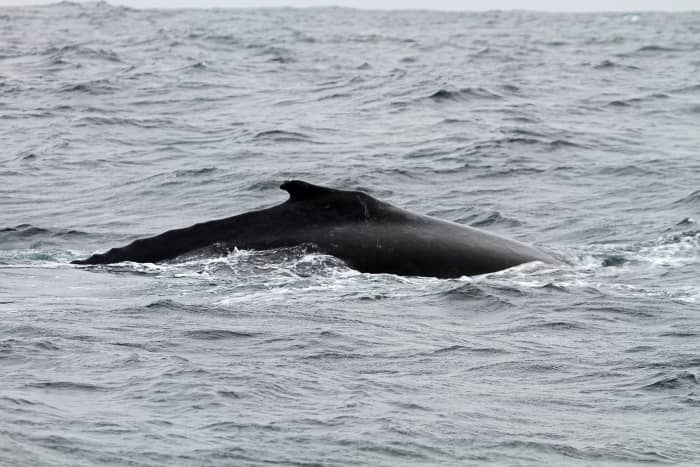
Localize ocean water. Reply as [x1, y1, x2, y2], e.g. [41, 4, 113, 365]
[1, 2, 700, 465]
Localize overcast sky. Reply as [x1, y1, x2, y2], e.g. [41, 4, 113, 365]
[0, 0, 697, 10]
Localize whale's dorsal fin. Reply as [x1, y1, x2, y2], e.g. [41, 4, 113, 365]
[281, 180, 335, 202]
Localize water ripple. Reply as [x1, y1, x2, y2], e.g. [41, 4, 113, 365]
[2, 4, 700, 466]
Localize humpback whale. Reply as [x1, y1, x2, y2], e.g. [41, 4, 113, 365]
[72, 180, 554, 278]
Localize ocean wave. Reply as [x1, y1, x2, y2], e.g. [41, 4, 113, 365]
[0, 224, 89, 249]
[511, 320, 590, 332]
[246, 44, 295, 63]
[455, 210, 522, 228]
[641, 371, 698, 391]
[463, 135, 586, 156]
[183, 329, 259, 340]
[669, 83, 700, 94]
[673, 190, 700, 205]
[595, 164, 660, 176]
[77, 115, 175, 128]
[252, 129, 319, 143]
[44, 44, 122, 63]
[606, 92, 670, 107]
[25, 381, 106, 391]
[439, 283, 515, 308]
[57, 80, 118, 95]
[427, 345, 509, 355]
[428, 87, 502, 101]
[593, 59, 640, 70]
[634, 44, 682, 53]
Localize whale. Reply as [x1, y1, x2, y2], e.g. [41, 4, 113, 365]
[71, 180, 554, 278]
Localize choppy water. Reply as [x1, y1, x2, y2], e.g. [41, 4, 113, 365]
[2, 2, 700, 465]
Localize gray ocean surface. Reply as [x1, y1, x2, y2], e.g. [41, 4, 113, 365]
[2, 2, 700, 465]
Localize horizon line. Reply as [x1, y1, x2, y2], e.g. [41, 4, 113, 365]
[0, 0, 697, 13]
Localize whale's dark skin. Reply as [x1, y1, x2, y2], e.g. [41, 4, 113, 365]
[72, 180, 554, 278]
